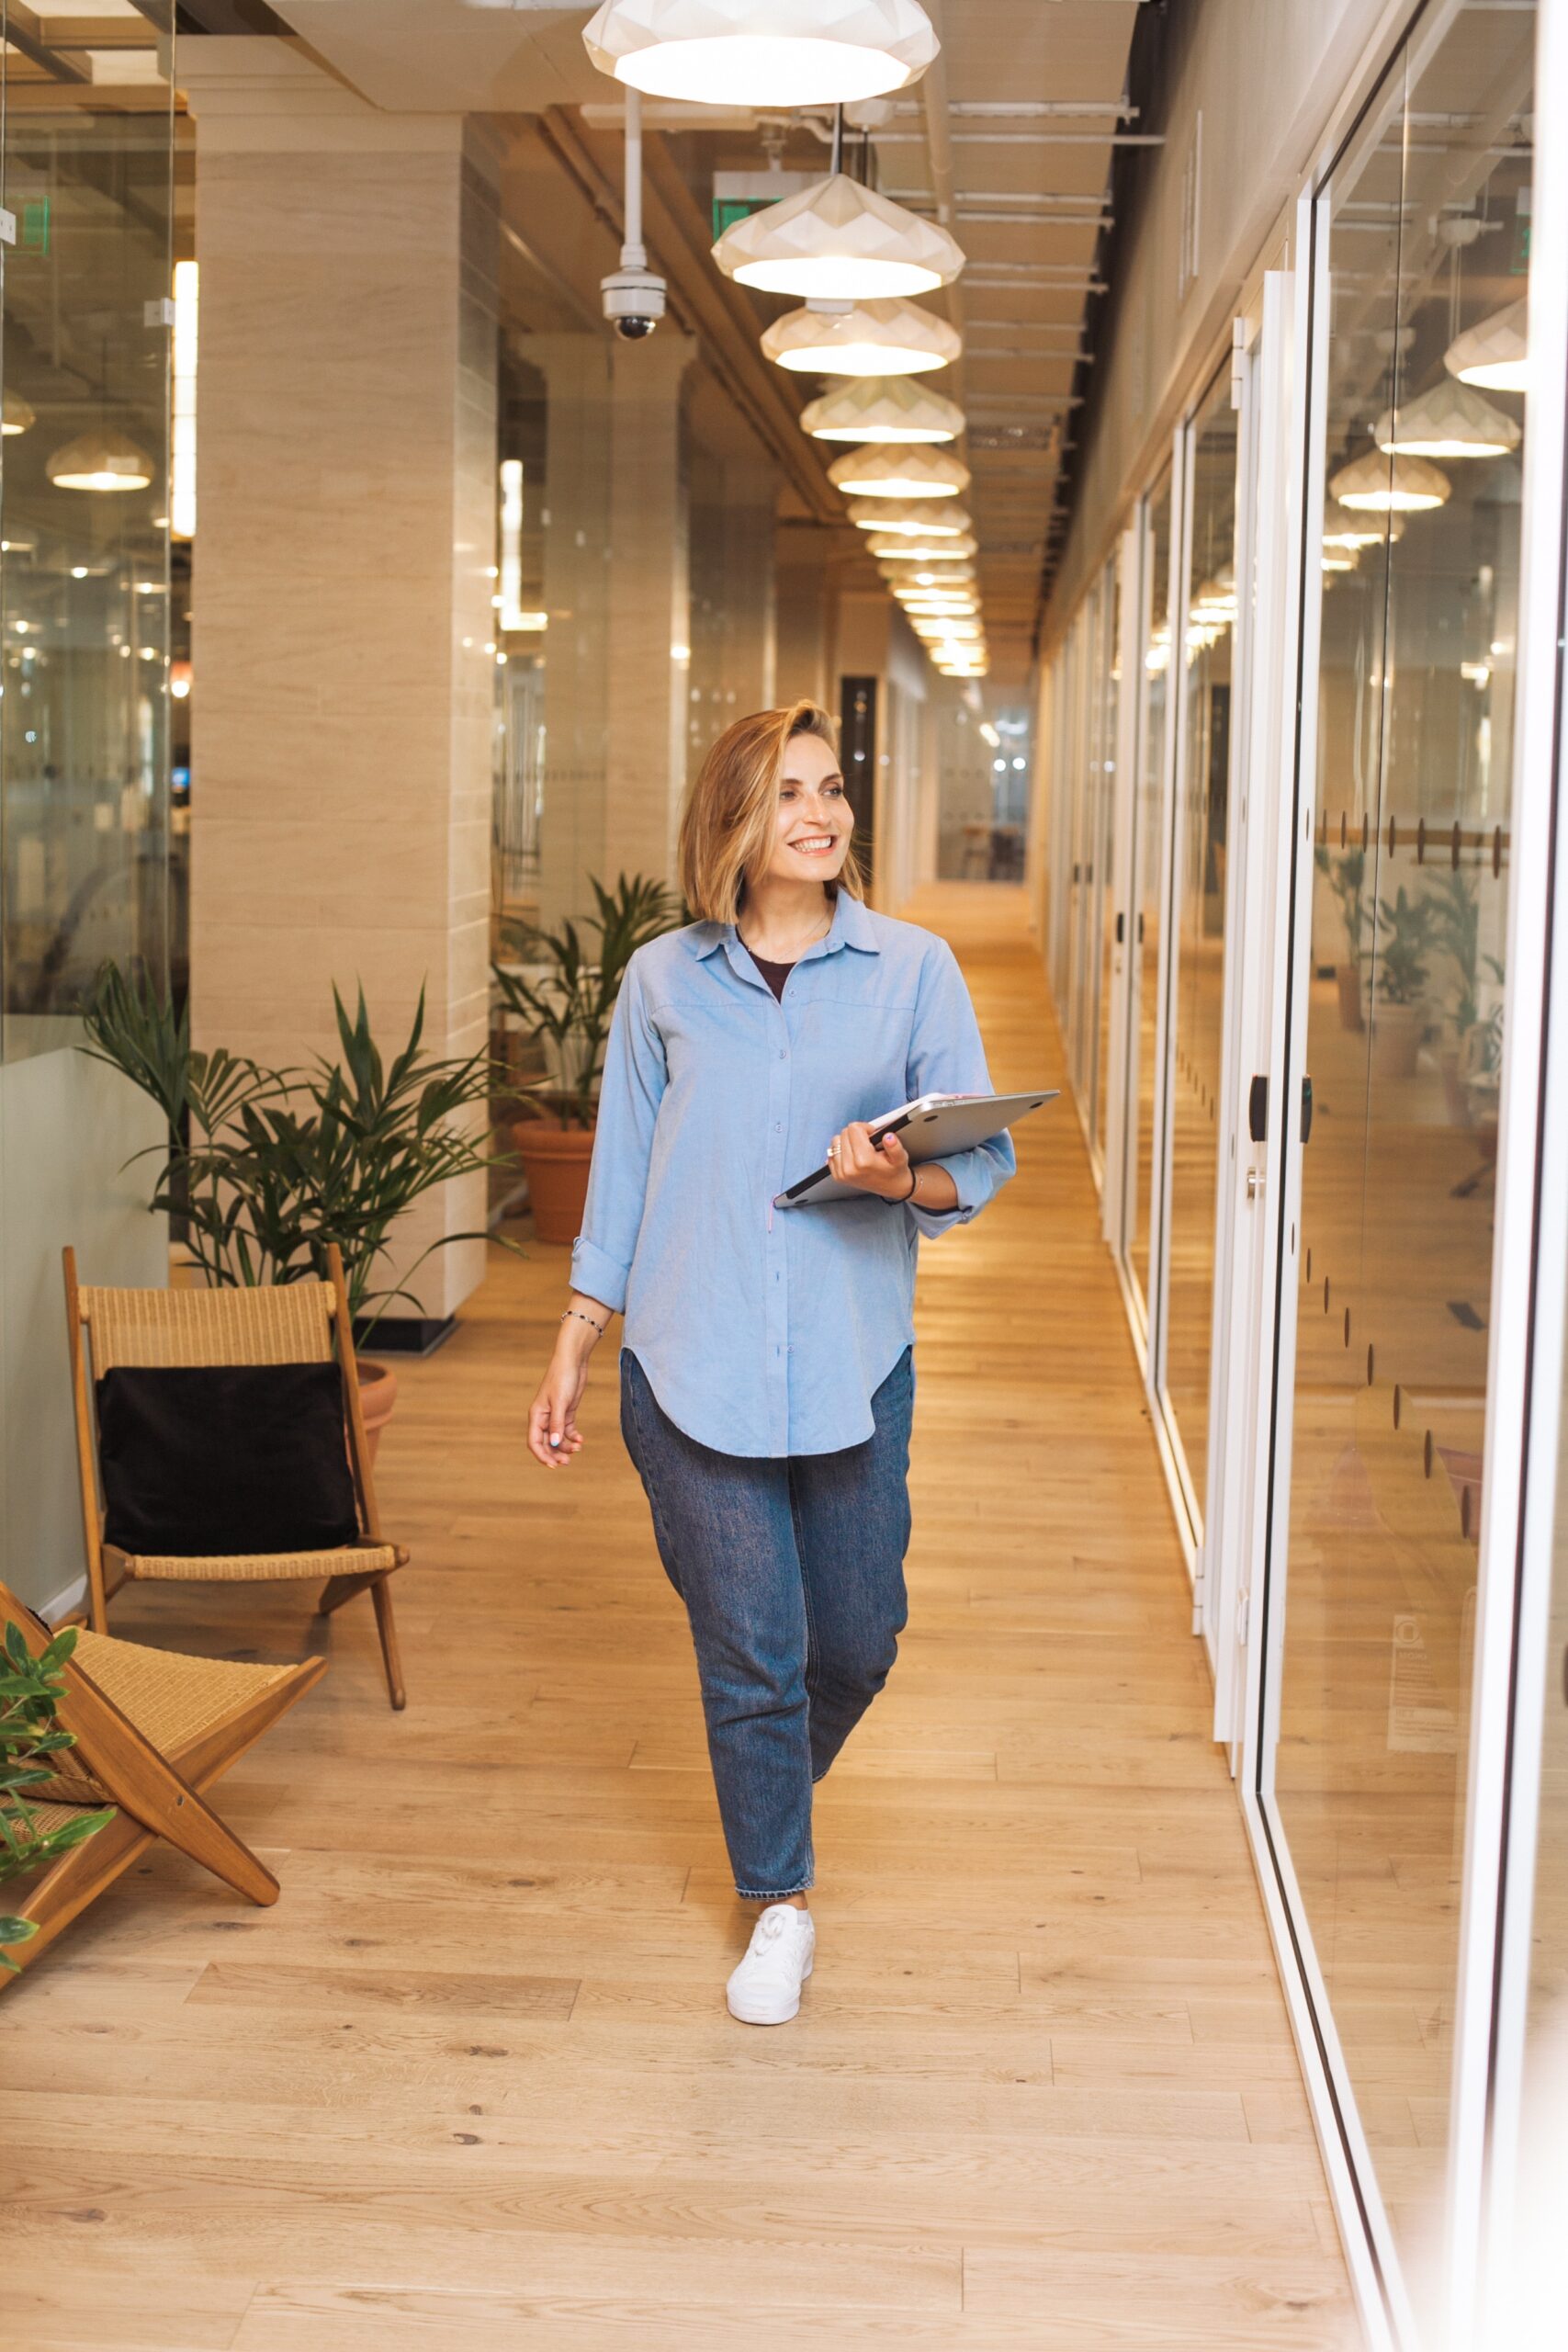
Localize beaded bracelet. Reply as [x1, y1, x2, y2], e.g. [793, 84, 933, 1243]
[560, 1307, 607, 1336]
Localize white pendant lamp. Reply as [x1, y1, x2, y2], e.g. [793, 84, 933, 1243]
[800, 373, 964, 445]
[1331, 450, 1450, 514]
[714, 172, 964, 300]
[1445, 298, 1528, 394]
[829, 443, 967, 499]
[860, 496, 968, 538]
[852, 496, 970, 536]
[1373, 378, 1519, 459]
[869, 531, 977, 561]
[582, 0, 938, 106]
[47, 426, 153, 492]
[2, 389, 34, 435]
[762, 296, 959, 378]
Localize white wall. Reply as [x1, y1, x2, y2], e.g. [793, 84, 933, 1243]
[0, 1046, 167, 1616]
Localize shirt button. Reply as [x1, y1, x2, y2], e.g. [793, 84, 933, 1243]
[779, 1048, 788, 1060]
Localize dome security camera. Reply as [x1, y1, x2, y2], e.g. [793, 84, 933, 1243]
[602, 263, 667, 341]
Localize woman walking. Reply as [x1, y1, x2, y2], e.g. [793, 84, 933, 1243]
[527, 700, 1013, 2022]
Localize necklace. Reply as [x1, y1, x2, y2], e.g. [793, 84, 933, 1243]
[739, 906, 833, 962]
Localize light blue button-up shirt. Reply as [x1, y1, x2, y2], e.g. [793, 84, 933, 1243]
[570, 891, 1014, 1458]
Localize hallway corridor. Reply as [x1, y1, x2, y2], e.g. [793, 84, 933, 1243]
[5, 889, 1356, 2350]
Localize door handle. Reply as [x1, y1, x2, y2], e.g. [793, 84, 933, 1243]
[1301, 1076, 1314, 1145]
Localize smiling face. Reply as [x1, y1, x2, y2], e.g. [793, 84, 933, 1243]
[761, 729, 854, 888]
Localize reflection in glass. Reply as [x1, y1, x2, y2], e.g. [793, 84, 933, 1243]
[1094, 557, 1121, 1171]
[1162, 373, 1236, 1513]
[2, 99, 175, 1057]
[1129, 475, 1171, 1313]
[1276, 1, 1535, 2298]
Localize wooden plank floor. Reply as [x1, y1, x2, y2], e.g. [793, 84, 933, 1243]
[0, 884, 1358, 2351]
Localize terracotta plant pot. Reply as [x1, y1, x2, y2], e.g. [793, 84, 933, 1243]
[1336, 964, 1365, 1033]
[513, 1118, 596, 1245]
[1370, 1001, 1422, 1081]
[357, 1360, 399, 1466]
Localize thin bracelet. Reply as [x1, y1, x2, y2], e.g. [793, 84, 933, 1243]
[897, 1165, 919, 1204]
[560, 1307, 606, 1335]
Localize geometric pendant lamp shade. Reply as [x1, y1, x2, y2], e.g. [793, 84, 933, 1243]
[1444, 298, 1529, 394]
[868, 530, 978, 560]
[46, 425, 154, 492]
[582, 0, 940, 106]
[828, 442, 969, 498]
[2, 387, 35, 435]
[1330, 449, 1450, 513]
[714, 172, 964, 300]
[1372, 378, 1520, 459]
[848, 496, 971, 534]
[761, 296, 961, 377]
[799, 374, 964, 444]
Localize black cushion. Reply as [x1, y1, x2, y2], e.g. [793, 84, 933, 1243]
[96, 1363, 360, 1558]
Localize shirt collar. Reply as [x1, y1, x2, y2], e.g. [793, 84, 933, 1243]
[685, 889, 880, 964]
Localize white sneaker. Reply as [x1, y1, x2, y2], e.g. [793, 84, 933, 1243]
[726, 1904, 816, 2025]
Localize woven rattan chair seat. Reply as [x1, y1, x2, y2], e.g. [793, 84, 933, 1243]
[122, 1543, 400, 1583]
[35, 1630, 302, 1804]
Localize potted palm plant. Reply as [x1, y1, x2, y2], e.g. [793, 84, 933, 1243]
[1314, 843, 1367, 1031]
[82, 971, 511, 1447]
[1427, 868, 1506, 1125]
[492, 873, 681, 1244]
[1366, 884, 1434, 1080]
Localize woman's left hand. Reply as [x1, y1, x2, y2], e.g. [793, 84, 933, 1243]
[829, 1122, 914, 1201]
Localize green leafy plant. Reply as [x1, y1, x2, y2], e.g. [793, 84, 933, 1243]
[1367, 885, 1434, 1007]
[1314, 843, 1367, 967]
[492, 873, 682, 1130]
[81, 967, 511, 1323]
[2, 1620, 114, 1972]
[1427, 868, 1506, 1038]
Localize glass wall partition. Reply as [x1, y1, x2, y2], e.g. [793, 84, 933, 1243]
[2, 94, 175, 1057]
[1158, 373, 1238, 1520]
[1264, 0, 1537, 2322]
[1127, 472, 1173, 1320]
[1092, 554, 1121, 1174]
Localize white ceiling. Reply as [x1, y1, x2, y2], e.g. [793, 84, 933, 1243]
[262, 1, 1144, 684]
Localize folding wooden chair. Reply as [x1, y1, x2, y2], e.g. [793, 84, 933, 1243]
[0, 1578, 325, 1987]
[63, 1242, 409, 1709]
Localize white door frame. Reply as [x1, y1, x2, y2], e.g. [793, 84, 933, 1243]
[1103, 525, 1144, 1252]
[1207, 272, 1295, 1737]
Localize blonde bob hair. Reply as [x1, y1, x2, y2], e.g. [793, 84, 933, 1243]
[678, 699, 865, 924]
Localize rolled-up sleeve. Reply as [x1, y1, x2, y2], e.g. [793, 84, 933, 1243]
[904, 936, 1016, 1239]
[570, 956, 667, 1313]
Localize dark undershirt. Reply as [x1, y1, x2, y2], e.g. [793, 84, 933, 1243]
[746, 949, 795, 1002]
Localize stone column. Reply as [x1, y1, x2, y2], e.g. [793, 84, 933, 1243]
[185, 44, 498, 1326]
[688, 447, 780, 770]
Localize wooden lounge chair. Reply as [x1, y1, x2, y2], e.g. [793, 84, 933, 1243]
[63, 1243, 409, 1709]
[0, 1577, 324, 1987]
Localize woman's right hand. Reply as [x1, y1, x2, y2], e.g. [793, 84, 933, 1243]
[527, 1297, 611, 1469]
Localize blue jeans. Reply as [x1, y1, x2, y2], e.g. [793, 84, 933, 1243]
[619, 1346, 914, 1901]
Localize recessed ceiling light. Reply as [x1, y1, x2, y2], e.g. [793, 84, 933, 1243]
[582, 0, 939, 107]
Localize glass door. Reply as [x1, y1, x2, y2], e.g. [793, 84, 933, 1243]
[1123, 469, 1173, 1331]
[1252, 2, 1540, 2335]
[1155, 369, 1239, 1534]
